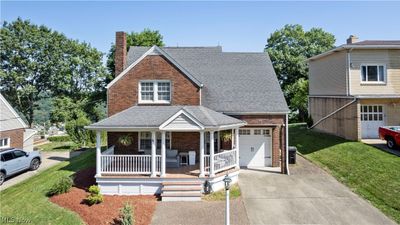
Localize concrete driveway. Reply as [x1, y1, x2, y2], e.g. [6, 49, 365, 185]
[0, 151, 81, 191]
[239, 156, 397, 225]
[362, 139, 400, 157]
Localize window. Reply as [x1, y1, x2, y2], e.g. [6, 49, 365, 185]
[239, 129, 251, 135]
[139, 81, 171, 103]
[13, 150, 26, 158]
[1, 152, 14, 162]
[262, 129, 271, 136]
[139, 132, 171, 150]
[0, 137, 10, 148]
[361, 65, 385, 83]
[360, 105, 384, 121]
[254, 129, 261, 135]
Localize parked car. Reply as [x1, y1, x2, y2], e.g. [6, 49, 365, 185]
[0, 148, 41, 185]
[379, 126, 400, 149]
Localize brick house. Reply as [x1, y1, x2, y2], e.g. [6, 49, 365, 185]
[0, 93, 36, 151]
[86, 32, 289, 200]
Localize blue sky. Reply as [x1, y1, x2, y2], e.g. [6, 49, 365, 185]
[1, 1, 400, 55]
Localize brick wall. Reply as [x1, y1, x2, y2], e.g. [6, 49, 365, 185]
[0, 128, 24, 149]
[115, 31, 126, 76]
[108, 55, 201, 116]
[108, 132, 138, 154]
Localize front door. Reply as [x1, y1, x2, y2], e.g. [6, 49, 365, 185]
[239, 129, 272, 167]
[361, 105, 385, 139]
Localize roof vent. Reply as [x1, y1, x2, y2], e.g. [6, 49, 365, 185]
[347, 35, 359, 44]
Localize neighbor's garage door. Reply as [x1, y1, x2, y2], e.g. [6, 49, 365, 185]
[361, 105, 384, 139]
[239, 128, 272, 167]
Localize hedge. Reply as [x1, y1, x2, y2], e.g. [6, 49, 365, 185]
[48, 135, 71, 142]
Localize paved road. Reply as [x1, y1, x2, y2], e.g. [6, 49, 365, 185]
[362, 139, 400, 157]
[0, 151, 81, 191]
[151, 198, 250, 225]
[239, 156, 397, 225]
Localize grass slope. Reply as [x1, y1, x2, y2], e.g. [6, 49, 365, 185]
[0, 150, 96, 225]
[38, 141, 76, 151]
[289, 124, 400, 223]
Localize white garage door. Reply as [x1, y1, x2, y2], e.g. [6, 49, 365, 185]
[239, 128, 272, 167]
[361, 105, 385, 139]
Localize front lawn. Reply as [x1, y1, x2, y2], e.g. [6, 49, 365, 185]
[38, 141, 76, 151]
[203, 184, 241, 201]
[289, 124, 400, 223]
[0, 149, 96, 225]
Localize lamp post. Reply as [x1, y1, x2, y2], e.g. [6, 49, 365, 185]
[223, 174, 232, 225]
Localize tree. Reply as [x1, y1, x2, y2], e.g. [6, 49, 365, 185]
[286, 78, 309, 122]
[106, 29, 164, 77]
[65, 113, 95, 147]
[0, 18, 107, 126]
[265, 24, 335, 121]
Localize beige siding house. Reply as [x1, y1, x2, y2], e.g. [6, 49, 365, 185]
[308, 36, 400, 140]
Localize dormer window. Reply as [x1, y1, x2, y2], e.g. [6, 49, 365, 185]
[361, 65, 386, 83]
[139, 80, 171, 104]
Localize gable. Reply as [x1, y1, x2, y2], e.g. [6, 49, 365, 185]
[0, 94, 27, 131]
[161, 114, 203, 131]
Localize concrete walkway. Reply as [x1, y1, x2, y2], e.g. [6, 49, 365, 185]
[0, 151, 82, 191]
[151, 198, 250, 225]
[239, 156, 397, 225]
[362, 139, 400, 157]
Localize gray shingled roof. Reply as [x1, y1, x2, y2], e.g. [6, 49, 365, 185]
[86, 106, 245, 129]
[351, 40, 400, 45]
[126, 47, 289, 114]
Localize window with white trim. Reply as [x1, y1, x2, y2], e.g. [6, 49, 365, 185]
[0, 137, 10, 148]
[361, 65, 385, 83]
[239, 129, 251, 135]
[139, 81, 171, 103]
[139, 132, 171, 151]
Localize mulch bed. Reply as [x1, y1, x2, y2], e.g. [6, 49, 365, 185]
[50, 167, 158, 225]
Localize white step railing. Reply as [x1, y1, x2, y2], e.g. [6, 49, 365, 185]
[100, 155, 161, 174]
[213, 149, 237, 173]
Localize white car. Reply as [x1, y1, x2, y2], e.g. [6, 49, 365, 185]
[0, 148, 41, 185]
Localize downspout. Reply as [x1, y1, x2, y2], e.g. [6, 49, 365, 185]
[346, 48, 354, 96]
[285, 114, 290, 175]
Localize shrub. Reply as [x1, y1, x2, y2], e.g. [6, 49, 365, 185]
[65, 114, 95, 147]
[85, 185, 103, 205]
[47, 176, 73, 196]
[119, 202, 134, 225]
[48, 135, 71, 142]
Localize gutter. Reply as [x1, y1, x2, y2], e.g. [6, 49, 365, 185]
[309, 97, 357, 129]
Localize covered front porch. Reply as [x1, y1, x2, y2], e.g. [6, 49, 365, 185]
[87, 106, 246, 180]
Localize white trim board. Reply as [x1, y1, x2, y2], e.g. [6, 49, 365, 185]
[106, 46, 203, 89]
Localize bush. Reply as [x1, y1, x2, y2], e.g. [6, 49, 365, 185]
[85, 185, 103, 205]
[47, 176, 73, 196]
[48, 135, 71, 142]
[65, 114, 95, 147]
[119, 202, 134, 225]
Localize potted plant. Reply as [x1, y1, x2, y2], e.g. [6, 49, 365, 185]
[118, 135, 133, 146]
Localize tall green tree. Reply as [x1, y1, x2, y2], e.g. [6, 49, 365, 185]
[265, 24, 335, 121]
[107, 29, 164, 77]
[0, 18, 107, 126]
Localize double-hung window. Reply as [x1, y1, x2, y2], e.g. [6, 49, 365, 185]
[361, 65, 385, 83]
[139, 81, 171, 103]
[0, 137, 10, 149]
[139, 132, 171, 151]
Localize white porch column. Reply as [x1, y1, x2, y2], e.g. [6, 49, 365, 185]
[96, 131, 101, 176]
[151, 131, 157, 177]
[199, 131, 205, 177]
[235, 128, 240, 169]
[161, 131, 166, 177]
[210, 131, 215, 177]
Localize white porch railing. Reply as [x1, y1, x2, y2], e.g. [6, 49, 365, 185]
[100, 155, 161, 174]
[213, 149, 237, 173]
[204, 155, 210, 174]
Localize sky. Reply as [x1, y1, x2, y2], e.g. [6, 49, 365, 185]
[1, 1, 400, 56]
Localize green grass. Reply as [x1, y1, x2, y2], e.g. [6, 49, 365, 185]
[289, 124, 400, 223]
[38, 141, 76, 151]
[203, 184, 241, 201]
[0, 149, 96, 225]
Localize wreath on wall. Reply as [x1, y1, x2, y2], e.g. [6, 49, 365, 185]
[118, 135, 133, 146]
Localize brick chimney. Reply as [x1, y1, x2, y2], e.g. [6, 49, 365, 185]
[347, 35, 359, 44]
[115, 31, 127, 76]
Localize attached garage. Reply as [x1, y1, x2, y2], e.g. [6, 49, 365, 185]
[360, 105, 385, 139]
[239, 128, 272, 167]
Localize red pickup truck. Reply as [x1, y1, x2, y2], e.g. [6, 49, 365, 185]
[379, 126, 400, 149]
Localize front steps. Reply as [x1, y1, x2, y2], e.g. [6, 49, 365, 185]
[161, 181, 203, 201]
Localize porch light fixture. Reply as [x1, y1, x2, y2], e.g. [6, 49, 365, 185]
[223, 174, 232, 225]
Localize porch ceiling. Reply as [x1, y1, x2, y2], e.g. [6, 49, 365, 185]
[85, 105, 246, 131]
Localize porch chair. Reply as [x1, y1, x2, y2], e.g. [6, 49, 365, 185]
[166, 149, 180, 168]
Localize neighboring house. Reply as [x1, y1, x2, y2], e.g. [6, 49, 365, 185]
[0, 94, 36, 151]
[86, 32, 289, 200]
[308, 36, 400, 140]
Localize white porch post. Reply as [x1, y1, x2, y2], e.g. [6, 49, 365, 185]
[151, 131, 157, 177]
[235, 128, 240, 169]
[96, 131, 101, 176]
[161, 131, 166, 177]
[210, 131, 215, 177]
[199, 131, 205, 177]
